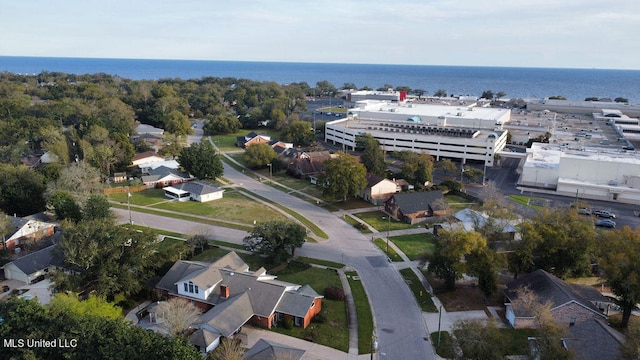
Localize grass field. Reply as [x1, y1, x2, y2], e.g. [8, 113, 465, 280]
[210, 129, 282, 151]
[354, 211, 416, 232]
[399, 268, 438, 312]
[345, 271, 375, 354]
[390, 233, 436, 261]
[273, 262, 349, 352]
[373, 238, 402, 261]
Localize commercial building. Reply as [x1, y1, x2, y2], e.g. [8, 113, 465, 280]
[325, 101, 511, 166]
[346, 90, 407, 103]
[519, 143, 640, 204]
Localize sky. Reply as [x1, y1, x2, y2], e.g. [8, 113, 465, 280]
[1, 0, 639, 69]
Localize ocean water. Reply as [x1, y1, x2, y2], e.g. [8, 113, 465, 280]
[1, 56, 639, 103]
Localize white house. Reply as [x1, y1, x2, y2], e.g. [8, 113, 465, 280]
[163, 181, 224, 202]
[3, 243, 63, 284]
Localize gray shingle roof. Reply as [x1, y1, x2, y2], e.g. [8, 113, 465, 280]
[505, 269, 607, 317]
[243, 339, 306, 360]
[9, 244, 64, 275]
[388, 190, 447, 214]
[189, 328, 220, 350]
[169, 180, 223, 196]
[276, 285, 322, 318]
[197, 292, 255, 337]
[564, 319, 623, 360]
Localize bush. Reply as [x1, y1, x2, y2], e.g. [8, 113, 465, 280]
[312, 313, 326, 324]
[281, 316, 293, 329]
[324, 285, 345, 301]
[354, 222, 368, 230]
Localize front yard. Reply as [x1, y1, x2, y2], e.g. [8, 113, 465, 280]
[389, 233, 437, 261]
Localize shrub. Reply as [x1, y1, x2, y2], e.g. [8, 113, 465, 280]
[281, 316, 293, 329]
[312, 313, 326, 324]
[303, 329, 317, 342]
[324, 285, 345, 301]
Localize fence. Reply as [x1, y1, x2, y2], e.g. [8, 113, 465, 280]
[103, 185, 147, 195]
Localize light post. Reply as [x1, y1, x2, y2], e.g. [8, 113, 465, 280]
[460, 165, 466, 184]
[126, 186, 132, 224]
[266, 163, 272, 180]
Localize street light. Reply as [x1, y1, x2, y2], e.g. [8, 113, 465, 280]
[460, 165, 466, 184]
[126, 186, 132, 224]
[266, 163, 272, 180]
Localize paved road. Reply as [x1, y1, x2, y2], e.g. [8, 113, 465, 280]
[117, 167, 434, 359]
[218, 160, 434, 359]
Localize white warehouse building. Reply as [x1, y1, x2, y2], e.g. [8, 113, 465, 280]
[520, 143, 640, 204]
[325, 101, 511, 166]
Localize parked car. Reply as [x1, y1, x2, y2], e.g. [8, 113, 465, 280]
[593, 210, 616, 218]
[595, 219, 616, 228]
[578, 208, 592, 215]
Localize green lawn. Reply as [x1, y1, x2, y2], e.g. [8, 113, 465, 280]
[108, 188, 167, 206]
[156, 191, 287, 223]
[321, 198, 377, 211]
[341, 215, 372, 233]
[296, 257, 344, 269]
[390, 233, 436, 261]
[354, 211, 416, 232]
[507, 195, 545, 211]
[345, 271, 374, 354]
[373, 238, 402, 262]
[399, 268, 438, 312]
[272, 263, 349, 352]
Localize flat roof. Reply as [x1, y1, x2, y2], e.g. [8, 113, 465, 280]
[526, 143, 640, 168]
[349, 102, 509, 121]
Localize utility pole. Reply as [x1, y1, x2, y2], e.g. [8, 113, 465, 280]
[127, 186, 132, 224]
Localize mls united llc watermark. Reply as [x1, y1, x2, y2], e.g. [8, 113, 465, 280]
[3, 338, 77, 348]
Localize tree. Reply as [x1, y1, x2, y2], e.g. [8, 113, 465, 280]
[481, 90, 495, 100]
[243, 220, 306, 264]
[243, 143, 278, 169]
[462, 166, 483, 183]
[433, 89, 448, 97]
[49, 191, 83, 222]
[322, 152, 367, 201]
[0, 297, 201, 360]
[206, 338, 244, 360]
[54, 219, 160, 298]
[0, 164, 47, 216]
[466, 248, 502, 299]
[358, 134, 386, 176]
[280, 120, 315, 146]
[186, 234, 208, 256]
[427, 229, 488, 290]
[620, 323, 640, 359]
[155, 298, 202, 336]
[397, 151, 433, 189]
[160, 132, 184, 159]
[178, 141, 223, 180]
[511, 208, 596, 279]
[203, 112, 241, 135]
[436, 159, 457, 176]
[164, 110, 192, 136]
[598, 226, 640, 328]
[50, 293, 122, 320]
[451, 319, 507, 360]
[411, 88, 427, 99]
[511, 287, 573, 360]
[615, 97, 629, 103]
[83, 194, 114, 221]
[46, 162, 103, 206]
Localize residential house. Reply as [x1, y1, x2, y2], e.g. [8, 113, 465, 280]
[2, 241, 63, 284]
[393, 178, 414, 191]
[138, 159, 180, 174]
[155, 252, 323, 353]
[243, 339, 306, 360]
[132, 151, 166, 167]
[562, 318, 624, 360]
[163, 181, 224, 202]
[111, 172, 128, 183]
[285, 150, 334, 180]
[141, 166, 192, 188]
[236, 132, 271, 148]
[437, 208, 520, 241]
[133, 124, 165, 151]
[384, 191, 449, 224]
[504, 269, 609, 329]
[1, 214, 56, 254]
[360, 173, 398, 205]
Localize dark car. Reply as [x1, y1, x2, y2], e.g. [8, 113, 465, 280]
[596, 219, 616, 228]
